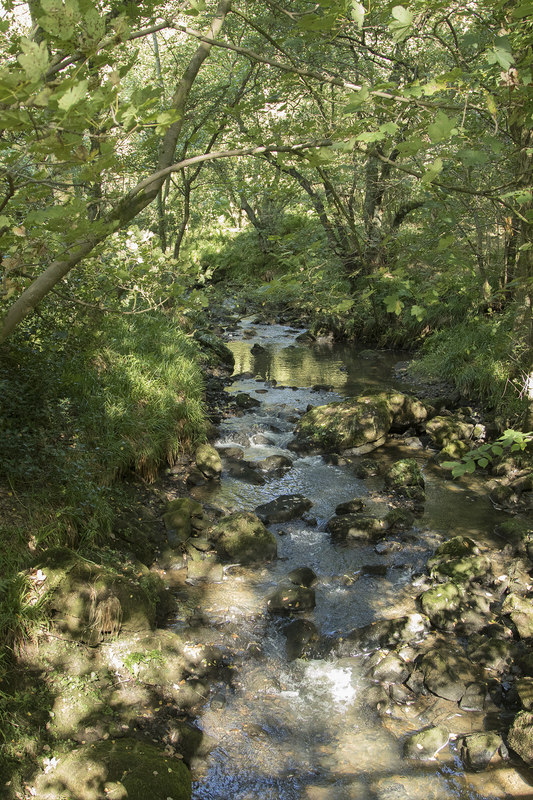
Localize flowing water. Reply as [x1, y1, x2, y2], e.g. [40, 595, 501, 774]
[183, 319, 531, 800]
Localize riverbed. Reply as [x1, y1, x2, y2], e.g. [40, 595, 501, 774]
[185, 318, 531, 800]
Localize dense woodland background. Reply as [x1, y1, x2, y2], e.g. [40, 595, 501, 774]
[0, 0, 532, 779]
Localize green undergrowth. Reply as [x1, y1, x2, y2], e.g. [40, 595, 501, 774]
[0, 305, 208, 736]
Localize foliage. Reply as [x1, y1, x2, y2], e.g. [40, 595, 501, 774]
[442, 430, 533, 478]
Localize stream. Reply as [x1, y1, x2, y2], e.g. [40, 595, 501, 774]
[180, 318, 527, 800]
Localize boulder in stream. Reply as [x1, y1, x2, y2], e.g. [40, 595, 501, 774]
[404, 725, 450, 761]
[508, 711, 533, 765]
[267, 585, 316, 614]
[459, 732, 506, 771]
[210, 511, 277, 564]
[256, 493, 313, 523]
[339, 613, 430, 654]
[326, 513, 388, 542]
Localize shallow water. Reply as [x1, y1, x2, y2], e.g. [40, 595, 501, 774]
[186, 319, 531, 800]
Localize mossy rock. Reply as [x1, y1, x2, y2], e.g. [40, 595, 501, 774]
[46, 559, 155, 645]
[502, 593, 533, 639]
[404, 725, 449, 761]
[508, 710, 533, 765]
[385, 458, 424, 490]
[33, 738, 191, 800]
[419, 581, 464, 629]
[426, 415, 474, 447]
[431, 554, 490, 584]
[295, 394, 393, 452]
[494, 517, 533, 545]
[437, 440, 470, 460]
[210, 512, 277, 564]
[195, 443, 222, 479]
[163, 497, 204, 544]
[194, 330, 235, 369]
[431, 535, 479, 560]
[326, 514, 389, 542]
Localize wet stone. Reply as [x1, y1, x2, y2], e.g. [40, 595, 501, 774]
[459, 732, 505, 771]
[459, 682, 488, 712]
[326, 513, 388, 542]
[255, 493, 313, 524]
[369, 653, 411, 683]
[419, 649, 470, 702]
[341, 614, 430, 655]
[404, 725, 449, 761]
[266, 585, 316, 615]
[287, 566, 318, 587]
[335, 498, 366, 515]
[282, 618, 320, 660]
[235, 392, 261, 409]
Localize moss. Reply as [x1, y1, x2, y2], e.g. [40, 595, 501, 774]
[211, 511, 277, 564]
[33, 738, 191, 800]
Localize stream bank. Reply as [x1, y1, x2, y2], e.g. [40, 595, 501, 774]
[11, 310, 533, 800]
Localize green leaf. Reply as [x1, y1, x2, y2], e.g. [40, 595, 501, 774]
[421, 157, 443, 185]
[333, 298, 355, 312]
[379, 121, 399, 135]
[58, 80, 88, 111]
[343, 86, 370, 113]
[82, 8, 106, 43]
[389, 5, 413, 43]
[437, 234, 454, 252]
[410, 304, 425, 321]
[356, 130, 385, 143]
[428, 111, 456, 142]
[464, 459, 476, 473]
[396, 136, 425, 156]
[477, 457, 489, 468]
[350, 1, 365, 28]
[487, 38, 515, 71]
[384, 294, 404, 315]
[458, 148, 488, 166]
[18, 39, 49, 82]
[513, 3, 533, 18]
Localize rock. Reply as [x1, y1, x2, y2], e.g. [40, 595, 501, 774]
[34, 738, 191, 800]
[252, 454, 293, 474]
[516, 677, 533, 710]
[340, 614, 430, 654]
[508, 710, 533, 765]
[468, 635, 517, 672]
[287, 566, 318, 587]
[166, 720, 217, 764]
[355, 458, 380, 478]
[293, 394, 394, 453]
[384, 508, 415, 531]
[459, 682, 488, 711]
[219, 446, 245, 459]
[419, 648, 471, 702]
[419, 581, 464, 630]
[224, 458, 266, 485]
[431, 555, 491, 585]
[251, 343, 267, 355]
[235, 392, 261, 409]
[195, 443, 222, 480]
[295, 331, 316, 343]
[255, 493, 313, 524]
[432, 535, 480, 560]
[426, 415, 474, 448]
[384, 459, 424, 492]
[494, 517, 533, 545]
[187, 558, 224, 582]
[46, 558, 156, 644]
[266, 585, 316, 614]
[194, 330, 235, 369]
[335, 498, 365, 515]
[369, 653, 410, 683]
[502, 593, 533, 639]
[283, 619, 320, 660]
[326, 514, 388, 542]
[459, 732, 504, 771]
[404, 725, 449, 761]
[163, 497, 203, 545]
[210, 512, 277, 565]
